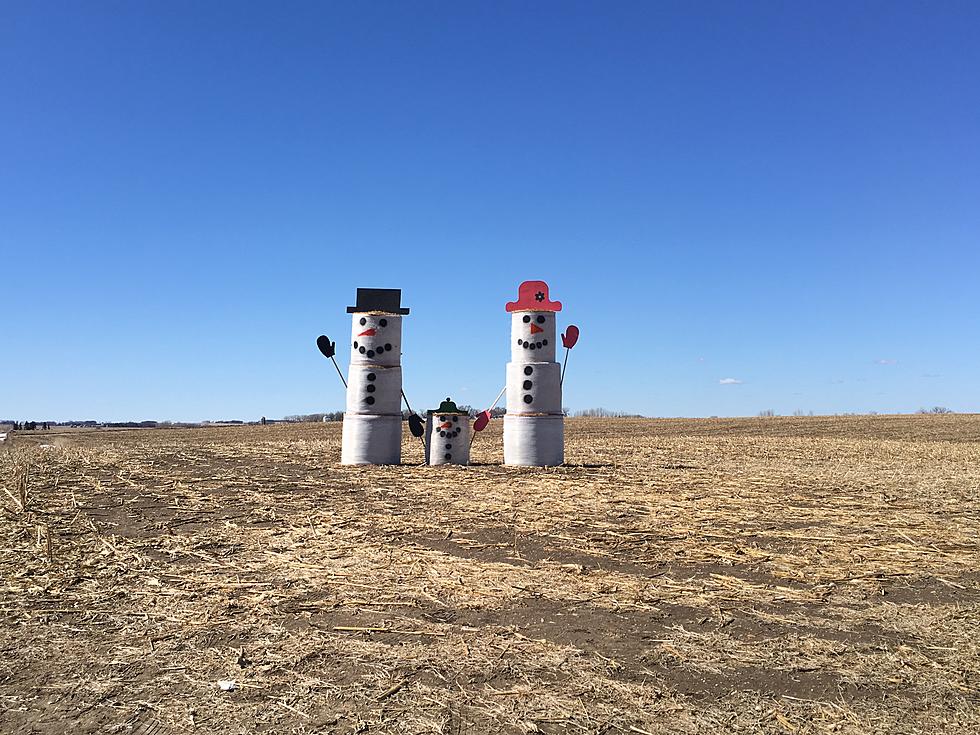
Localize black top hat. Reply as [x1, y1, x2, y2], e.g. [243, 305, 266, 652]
[346, 288, 410, 315]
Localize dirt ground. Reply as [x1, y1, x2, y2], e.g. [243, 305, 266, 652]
[1, 415, 979, 734]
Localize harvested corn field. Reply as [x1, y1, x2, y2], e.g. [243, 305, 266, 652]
[2, 415, 979, 734]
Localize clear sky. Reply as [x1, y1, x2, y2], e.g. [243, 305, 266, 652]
[2, 1, 978, 421]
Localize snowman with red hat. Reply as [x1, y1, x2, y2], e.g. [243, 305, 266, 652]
[474, 280, 580, 466]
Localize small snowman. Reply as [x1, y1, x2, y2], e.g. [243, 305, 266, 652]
[424, 398, 472, 465]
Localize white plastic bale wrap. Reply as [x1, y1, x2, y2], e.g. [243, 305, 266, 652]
[424, 413, 471, 465]
[510, 312, 557, 363]
[349, 314, 402, 367]
[506, 361, 561, 415]
[503, 414, 564, 466]
[341, 414, 401, 465]
[346, 365, 401, 414]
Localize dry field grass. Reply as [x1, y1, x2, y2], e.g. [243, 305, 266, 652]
[2, 415, 979, 734]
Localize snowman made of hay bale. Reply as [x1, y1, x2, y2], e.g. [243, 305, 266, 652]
[473, 280, 580, 466]
[316, 287, 425, 465]
[424, 398, 471, 465]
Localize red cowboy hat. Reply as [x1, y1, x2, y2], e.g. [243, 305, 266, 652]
[505, 280, 563, 312]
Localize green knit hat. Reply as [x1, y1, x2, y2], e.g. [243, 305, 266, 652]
[429, 397, 464, 415]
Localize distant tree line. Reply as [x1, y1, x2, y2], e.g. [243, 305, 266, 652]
[573, 408, 643, 418]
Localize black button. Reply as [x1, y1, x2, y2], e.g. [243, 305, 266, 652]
[440, 431, 446, 437]
[524, 366, 533, 376]
[529, 343, 536, 350]
[523, 395, 533, 403]
[365, 396, 375, 405]
[367, 373, 376, 381]
[385, 343, 392, 350]
[516, 338, 522, 344]
[522, 341, 529, 348]
[375, 345, 384, 354]
[367, 350, 375, 358]
[542, 339, 548, 346]
[444, 453, 452, 461]
[366, 385, 376, 393]
[535, 342, 542, 348]
[522, 315, 530, 323]
[523, 380, 532, 390]
[445, 443, 452, 450]
[353, 341, 358, 348]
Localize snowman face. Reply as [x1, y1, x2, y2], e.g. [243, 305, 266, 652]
[432, 413, 467, 464]
[350, 313, 402, 366]
[511, 311, 557, 362]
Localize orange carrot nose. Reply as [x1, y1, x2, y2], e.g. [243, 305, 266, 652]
[357, 328, 376, 337]
[530, 323, 544, 334]
[440, 422, 453, 430]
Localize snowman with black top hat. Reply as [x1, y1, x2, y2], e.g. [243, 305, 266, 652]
[316, 288, 424, 465]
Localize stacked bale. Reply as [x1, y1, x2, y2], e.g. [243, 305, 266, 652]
[340, 288, 410, 465]
[424, 398, 471, 465]
[502, 280, 564, 466]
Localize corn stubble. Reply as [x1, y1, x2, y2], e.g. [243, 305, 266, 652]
[1, 415, 978, 734]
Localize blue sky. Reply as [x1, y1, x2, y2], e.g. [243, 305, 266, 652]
[2, 1, 978, 421]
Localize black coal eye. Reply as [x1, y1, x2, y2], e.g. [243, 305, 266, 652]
[379, 318, 387, 327]
[440, 416, 447, 422]
[536, 316, 545, 324]
[452, 416, 458, 423]
[360, 317, 366, 326]
[522, 315, 530, 323]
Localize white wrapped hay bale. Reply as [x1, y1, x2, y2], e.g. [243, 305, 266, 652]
[424, 398, 471, 465]
[349, 314, 402, 367]
[510, 312, 557, 363]
[503, 414, 564, 466]
[341, 414, 402, 465]
[506, 361, 561, 415]
[346, 365, 402, 415]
